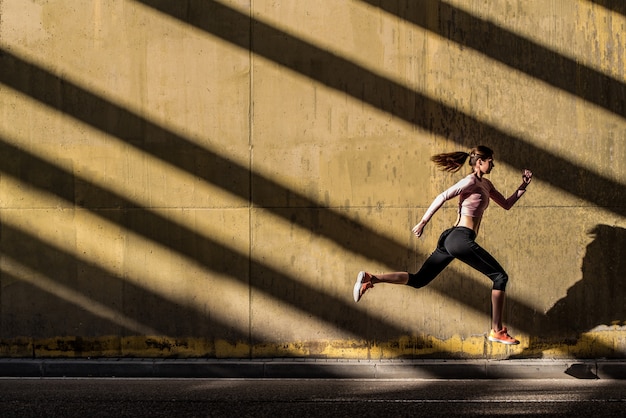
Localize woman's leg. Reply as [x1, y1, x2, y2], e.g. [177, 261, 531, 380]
[353, 271, 408, 302]
[357, 247, 453, 293]
[443, 228, 518, 344]
[354, 229, 455, 301]
[370, 272, 409, 285]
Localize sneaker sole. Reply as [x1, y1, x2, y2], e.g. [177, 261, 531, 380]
[353, 271, 365, 302]
[488, 336, 520, 345]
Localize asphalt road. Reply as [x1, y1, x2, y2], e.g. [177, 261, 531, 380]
[1, 378, 625, 417]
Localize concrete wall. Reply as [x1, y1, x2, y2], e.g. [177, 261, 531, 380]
[0, 0, 624, 359]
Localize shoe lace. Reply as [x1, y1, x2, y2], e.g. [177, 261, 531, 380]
[493, 328, 513, 339]
[502, 330, 518, 341]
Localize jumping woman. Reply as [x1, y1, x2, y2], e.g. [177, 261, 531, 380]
[353, 146, 532, 345]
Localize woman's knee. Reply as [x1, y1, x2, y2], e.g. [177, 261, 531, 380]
[407, 272, 427, 288]
[492, 272, 508, 291]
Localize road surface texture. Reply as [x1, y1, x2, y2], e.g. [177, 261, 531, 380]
[1, 378, 625, 417]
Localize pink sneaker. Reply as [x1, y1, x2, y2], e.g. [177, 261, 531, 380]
[353, 271, 373, 302]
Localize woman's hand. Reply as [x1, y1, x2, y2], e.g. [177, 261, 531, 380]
[412, 221, 427, 238]
[522, 169, 533, 185]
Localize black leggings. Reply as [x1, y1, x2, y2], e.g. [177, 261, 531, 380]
[407, 227, 509, 291]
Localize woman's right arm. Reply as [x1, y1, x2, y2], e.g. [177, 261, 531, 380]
[412, 176, 472, 237]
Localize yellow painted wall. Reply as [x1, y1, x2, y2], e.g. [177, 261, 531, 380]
[0, 0, 624, 359]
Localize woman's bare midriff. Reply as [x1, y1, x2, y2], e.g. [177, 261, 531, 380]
[455, 214, 482, 235]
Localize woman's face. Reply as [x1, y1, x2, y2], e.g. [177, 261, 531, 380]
[478, 157, 494, 174]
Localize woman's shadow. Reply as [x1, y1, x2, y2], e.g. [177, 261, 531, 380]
[517, 224, 626, 358]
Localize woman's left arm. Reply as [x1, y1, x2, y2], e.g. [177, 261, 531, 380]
[491, 169, 533, 210]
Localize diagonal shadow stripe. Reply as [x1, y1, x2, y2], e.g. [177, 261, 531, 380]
[133, 0, 626, 216]
[588, 0, 626, 16]
[360, 0, 625, 119]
